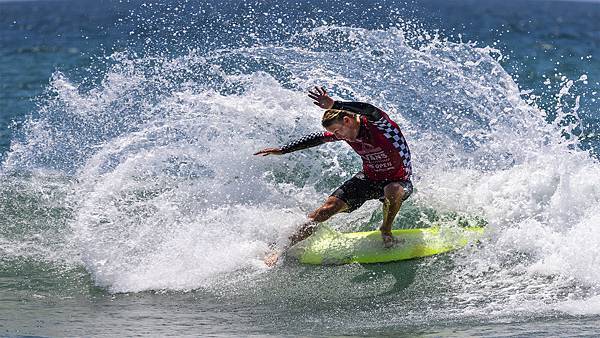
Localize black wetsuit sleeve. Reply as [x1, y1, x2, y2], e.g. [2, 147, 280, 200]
[280, 131, 338, 154]
[331, 101, 383, 121]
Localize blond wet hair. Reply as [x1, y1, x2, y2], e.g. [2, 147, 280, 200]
[321, 109, 355, 128]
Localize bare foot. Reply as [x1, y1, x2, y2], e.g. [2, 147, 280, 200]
[382, 232, 396, 248]
[264, 251, 279, 267]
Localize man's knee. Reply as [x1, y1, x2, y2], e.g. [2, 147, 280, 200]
[384, 183, 405, 204]
[310, 197, 348, 222]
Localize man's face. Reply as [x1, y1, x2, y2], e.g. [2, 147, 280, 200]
[325, 116, 359, 141]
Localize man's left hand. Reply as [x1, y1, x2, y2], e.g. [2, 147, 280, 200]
[308, 86, 334, 109]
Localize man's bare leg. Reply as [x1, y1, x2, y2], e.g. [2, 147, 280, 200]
[380, 182, 406, 248]
[264, 196, 349, 266]
[289, 196, 349, 246]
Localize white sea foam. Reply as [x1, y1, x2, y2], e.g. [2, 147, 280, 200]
[3, 25, 599, 319]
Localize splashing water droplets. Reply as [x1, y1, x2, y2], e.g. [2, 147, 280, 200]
[2, 22, 599, 321]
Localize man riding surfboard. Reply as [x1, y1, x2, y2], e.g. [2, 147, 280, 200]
[255, 87, 413, 266]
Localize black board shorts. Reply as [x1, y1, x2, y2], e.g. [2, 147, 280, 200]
[331, 172, 413, 212]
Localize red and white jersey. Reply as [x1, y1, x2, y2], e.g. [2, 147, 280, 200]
[280, 101, 412, 181]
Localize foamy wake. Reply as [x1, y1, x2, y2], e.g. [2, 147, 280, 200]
[3, 25, 599, 318]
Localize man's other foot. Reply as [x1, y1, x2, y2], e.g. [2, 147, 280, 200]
[264, 251, 279, 267]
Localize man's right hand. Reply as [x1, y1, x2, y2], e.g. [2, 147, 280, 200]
[254, 147, 283, 156]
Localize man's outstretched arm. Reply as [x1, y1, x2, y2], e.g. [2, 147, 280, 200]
[254, 131, 338, 156]
[331, 101, 384, 121]
[308, 86, 384, 122]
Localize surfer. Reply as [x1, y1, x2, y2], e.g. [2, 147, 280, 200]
[255, 87, 413, 266]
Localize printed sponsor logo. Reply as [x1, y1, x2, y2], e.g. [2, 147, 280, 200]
[362, 150, 393, 171]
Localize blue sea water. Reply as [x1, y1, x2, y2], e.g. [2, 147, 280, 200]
[1, 0, 600, 336]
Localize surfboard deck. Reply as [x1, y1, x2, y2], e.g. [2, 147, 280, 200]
[287, 225, 484, 265]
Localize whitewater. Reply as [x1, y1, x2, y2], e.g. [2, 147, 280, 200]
[1, 1, 599, 335]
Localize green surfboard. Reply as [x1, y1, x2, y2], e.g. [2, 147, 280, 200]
[287, 224, 484, 265]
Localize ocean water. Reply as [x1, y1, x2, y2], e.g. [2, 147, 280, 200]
[1, 0, 600, 336]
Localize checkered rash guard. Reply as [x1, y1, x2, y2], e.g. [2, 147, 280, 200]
[280, 101, 412, 181]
